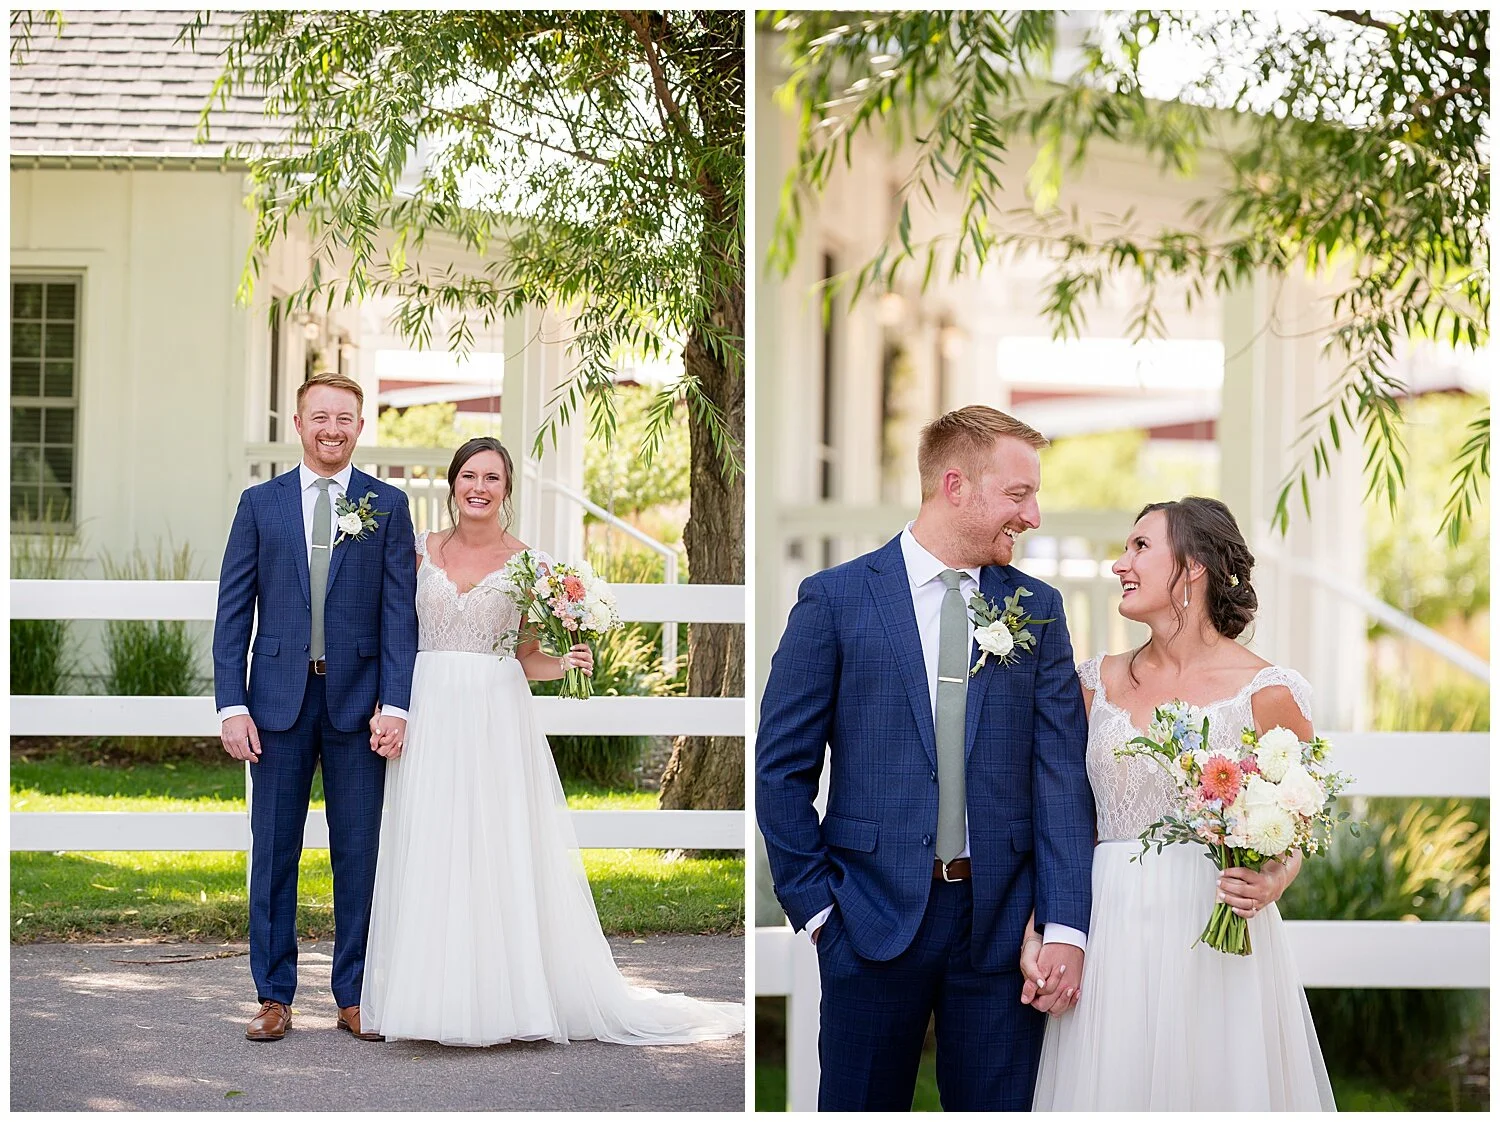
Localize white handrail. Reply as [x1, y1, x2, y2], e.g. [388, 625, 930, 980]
[1259, 549, 1490, 683]
[524, 464, 685, 673]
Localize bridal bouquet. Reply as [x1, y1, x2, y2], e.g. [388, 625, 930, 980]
[500, 551, 621, 699]
[1116, 703, 1351, 955]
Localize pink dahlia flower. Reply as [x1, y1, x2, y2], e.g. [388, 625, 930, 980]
[1199, 755, 1243, 804]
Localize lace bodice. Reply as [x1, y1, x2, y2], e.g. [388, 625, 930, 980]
[1079, 654, 1314, 841]
[414, 531, 529, 658]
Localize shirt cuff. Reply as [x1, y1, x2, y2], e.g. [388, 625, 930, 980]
[217, 705, 250, 722]
[801, 904, 834, 942]
[1041, 922, 1087, 952]
[379, 705, 409, 721]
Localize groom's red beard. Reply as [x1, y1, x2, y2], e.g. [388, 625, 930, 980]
[951, 523, 1017, 569]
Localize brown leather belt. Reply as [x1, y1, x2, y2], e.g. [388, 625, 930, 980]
[310, 658, 327, 676]
[933, 858, 972, 882]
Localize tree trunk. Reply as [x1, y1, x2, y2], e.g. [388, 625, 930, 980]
[658, 11, 745, 812]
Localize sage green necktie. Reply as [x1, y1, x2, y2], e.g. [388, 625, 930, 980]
[936, 568, 968, 865]
[310, 478, 333, 663]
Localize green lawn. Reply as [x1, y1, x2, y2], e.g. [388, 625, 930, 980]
[11, 756, 738, 942]
[10, 757, 656, 812]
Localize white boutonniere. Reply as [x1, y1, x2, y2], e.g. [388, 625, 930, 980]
[332, 490, 387, 546]
[968, 586, 1055, 676]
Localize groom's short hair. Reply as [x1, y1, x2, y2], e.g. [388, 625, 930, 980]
[297, 372, 365, 414]
[918, 406, 1049, 499]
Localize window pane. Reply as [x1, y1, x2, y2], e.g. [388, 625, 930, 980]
[43, 407, 74, 445]
[42, 445, 73, 484]
[44, 283, 77, 320]
[11, 445, 41, 483]
[11, 487, 39, 524]
[44, 322, 75, 360]
[44, 361, 74, 399]
[40, 485, 72, 523]
[12, 361, 41, 397]
[12, 322, 42, 359]
[12, 407, 42, 443]
[12, 283, 44, 320]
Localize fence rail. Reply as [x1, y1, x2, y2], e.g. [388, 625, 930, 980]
[754, 916, 1492, 1110]
[10, 579, 745, 624]
[11, 695, 745, 738]
[12, 809, 744, 852]
[9, 579, 747, 853]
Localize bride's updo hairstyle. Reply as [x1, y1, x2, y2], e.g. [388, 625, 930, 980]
[446, 436, 516, 530]
[1137, 496, 1258, 641]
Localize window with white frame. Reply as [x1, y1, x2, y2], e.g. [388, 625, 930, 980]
[11, 277, 80, 530]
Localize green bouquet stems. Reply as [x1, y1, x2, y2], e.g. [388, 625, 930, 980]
[543, 635, 595, 700]
[1198, 844, 1266, 956]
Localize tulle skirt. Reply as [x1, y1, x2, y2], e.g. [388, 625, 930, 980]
[1033, 841, 1336, 1110]
[360, 651, 744, 1046]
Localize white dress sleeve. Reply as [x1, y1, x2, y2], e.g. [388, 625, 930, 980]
[1250, 666, 1315, 723]
[1077, 653, 1105, 693]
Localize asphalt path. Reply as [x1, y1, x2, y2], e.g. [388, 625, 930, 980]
[11, 935, 744, 1112]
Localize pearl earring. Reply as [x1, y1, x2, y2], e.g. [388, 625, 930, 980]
[1183, 584, 1190, 609]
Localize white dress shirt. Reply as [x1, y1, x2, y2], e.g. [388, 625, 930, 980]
[218, 463, 408, 723]
[805, 525, 1085, 952]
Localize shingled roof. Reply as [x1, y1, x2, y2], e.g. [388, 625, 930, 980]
[9, 9, 282, 158]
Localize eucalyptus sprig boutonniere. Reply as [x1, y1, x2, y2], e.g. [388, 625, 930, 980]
[968, 586, 1055, 675]
[332, 490, 388, 546]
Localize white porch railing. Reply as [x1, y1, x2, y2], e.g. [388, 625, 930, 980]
[754, 731, 1490, 1110]
[10, 579, 746, 853]
[246, 444, 691, 670]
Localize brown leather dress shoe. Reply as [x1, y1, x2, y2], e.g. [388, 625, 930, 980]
[246, 999, 290, 1041]
[337, 1005, 384, 1041]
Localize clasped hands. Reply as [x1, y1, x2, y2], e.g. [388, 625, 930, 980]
[1019, 933, 1085, 1017]
[367, 712, 407, 759]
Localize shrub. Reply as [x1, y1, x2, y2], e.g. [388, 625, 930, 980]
[1280, 797, 1489, 1083]
[10, 527, 79, 694]
[100, 542, 204, 697]
[1369, 673, 1490, 734]
[585, 543, 690, 689]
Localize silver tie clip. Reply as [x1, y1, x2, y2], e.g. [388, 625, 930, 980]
[938, 675, 964, 684]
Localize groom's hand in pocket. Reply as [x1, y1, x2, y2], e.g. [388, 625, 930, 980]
[221, 715, 262, 763]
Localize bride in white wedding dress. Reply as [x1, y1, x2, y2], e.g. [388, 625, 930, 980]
[360, 437, 743, 1047]
[1028, 498, 1335, 1111]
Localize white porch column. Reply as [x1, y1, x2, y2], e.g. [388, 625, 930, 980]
[1223, 272, 1367, 729]
[503, 305, 585, 562]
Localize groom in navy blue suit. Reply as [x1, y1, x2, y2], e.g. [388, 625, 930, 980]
[757, 406, 1096, 1110]
[213, 372, 417, 1043]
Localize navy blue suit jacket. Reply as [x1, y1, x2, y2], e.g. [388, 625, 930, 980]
[213, 467, 418, 733]
[756, 534, 1095, 972]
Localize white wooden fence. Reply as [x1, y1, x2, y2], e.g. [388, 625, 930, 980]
[755, 731, 1491, 1110]
[10, 579, 747, 852]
